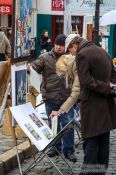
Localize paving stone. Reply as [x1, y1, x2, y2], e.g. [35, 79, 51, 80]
[2, 130, 116, 175]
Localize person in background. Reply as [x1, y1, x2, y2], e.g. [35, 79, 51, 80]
[65, 34, 116, 174]
[40, 30, 51, 54]
[0, 29, 11, 61]
[7, 30, 12, 45]
[27, 34, 80, 162]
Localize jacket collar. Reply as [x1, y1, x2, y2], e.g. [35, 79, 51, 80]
[48, 49, 65, 59]
[77, 39, 93, 52]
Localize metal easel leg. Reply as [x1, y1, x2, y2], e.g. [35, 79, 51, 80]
[45, 153, 64, 175]
[54, 148, 73, 175]
[15, 145, 23, 175]
[23, 152, 45, 174]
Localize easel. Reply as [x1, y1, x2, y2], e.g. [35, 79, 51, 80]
[9, 102, 79, 175]
[8, 108, 36, 175]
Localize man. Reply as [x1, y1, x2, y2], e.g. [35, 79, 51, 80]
[65, 34, 116, 174]
[27, 34, 80, 162]
[0, 29, 11, 61]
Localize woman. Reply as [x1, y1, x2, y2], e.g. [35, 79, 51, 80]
[40, 30, 51, 53]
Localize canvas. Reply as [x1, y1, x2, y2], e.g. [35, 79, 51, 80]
[11, 64, 27, 106]
[11, 0, 32, 63]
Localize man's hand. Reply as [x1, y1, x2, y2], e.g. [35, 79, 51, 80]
[49, 111, 60, 119]
[110, 82, 116, 88]
[26, 63, 32, 72]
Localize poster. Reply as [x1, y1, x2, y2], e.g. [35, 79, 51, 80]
[11, 64, 27, 106]
[29, 67, 42, 93]
[12, 0, 32, 63]
[10, 103, 53, 151]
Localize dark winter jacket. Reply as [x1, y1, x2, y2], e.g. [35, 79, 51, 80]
[40, 36, 49, 51]
[32, 50, 74, 105]
[76, 40, 116, 139]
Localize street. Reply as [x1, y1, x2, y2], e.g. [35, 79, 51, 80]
[6, 129, 116, 175]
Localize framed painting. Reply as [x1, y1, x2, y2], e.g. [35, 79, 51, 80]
[11, 64, 27, 106]
[11, 0, 32, 64]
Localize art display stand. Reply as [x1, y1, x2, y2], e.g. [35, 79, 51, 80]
[8, 108, 36, 175]
[2, 88, 37, 136]
[9, 103, 77, 175]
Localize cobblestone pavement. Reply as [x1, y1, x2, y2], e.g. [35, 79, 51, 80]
[6, 129, 116, 175]
[0, 127, 24, 154]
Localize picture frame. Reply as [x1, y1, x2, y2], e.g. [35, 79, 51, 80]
[11, 0, 32, 64]
[11, 64, 27, 106]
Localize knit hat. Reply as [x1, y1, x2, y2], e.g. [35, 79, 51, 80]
[55, 34, 66, 46]
[65, 34, 80, 52]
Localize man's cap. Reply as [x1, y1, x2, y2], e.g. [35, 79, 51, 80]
[65, 34, 80, 52]
[55, 34, 66, 46]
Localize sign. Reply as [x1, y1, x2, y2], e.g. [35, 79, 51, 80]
[52, 0, 64, 11]
[70, 0, 116, 16]
[0, 5, 12, 14]
[78, 0, 95, 7]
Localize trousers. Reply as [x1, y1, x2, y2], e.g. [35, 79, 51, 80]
[80, 132, 110, 175]
[45, 101, 75, 154]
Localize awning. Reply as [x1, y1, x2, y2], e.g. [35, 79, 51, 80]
[0, 0, 13, 15]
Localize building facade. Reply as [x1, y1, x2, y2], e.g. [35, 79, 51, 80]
[36, 0, 116, 58]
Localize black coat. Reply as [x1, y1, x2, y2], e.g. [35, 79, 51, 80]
[76, 41, 116, 139]
[40, 36, 49, 50]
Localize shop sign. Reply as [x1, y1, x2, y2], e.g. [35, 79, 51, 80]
[0, 5, 12, 14]
[51, 0, 64, 11]
[77, 0, 95, 7]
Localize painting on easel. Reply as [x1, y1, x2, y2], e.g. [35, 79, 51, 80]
[15, 69, 27, 105]
[11, 64, 27, 106]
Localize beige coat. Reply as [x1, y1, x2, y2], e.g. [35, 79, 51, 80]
[59, 55, 80, 113]
[0, 31, 11, 54]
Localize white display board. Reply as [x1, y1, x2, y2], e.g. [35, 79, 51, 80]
[10, 103, 57, 151]
[10, 103, 52, 151]
[29, 67, 42, 93]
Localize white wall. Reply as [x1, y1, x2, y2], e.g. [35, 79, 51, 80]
[37, 0, 63, 15]
[37, 0, 116, 16]
[1, 14, 8, 27]
[32, 0, 37, 10]
[31, 0, 37, 38]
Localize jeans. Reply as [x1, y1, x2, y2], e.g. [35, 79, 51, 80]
[80, 132, 110, 175]
[45, 101, 74, 154]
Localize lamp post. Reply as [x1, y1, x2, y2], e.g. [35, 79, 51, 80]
[92, 0, 103, 46]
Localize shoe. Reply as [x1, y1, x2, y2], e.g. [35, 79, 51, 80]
[64, 152, 77, 162]
[47, 149, 59, 157]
